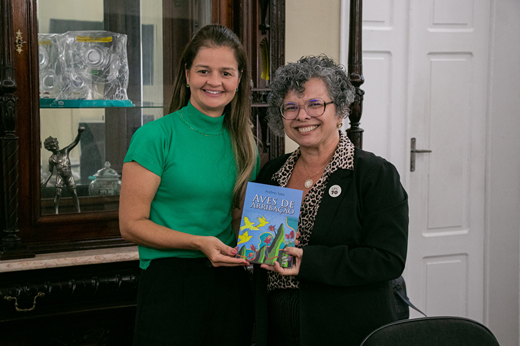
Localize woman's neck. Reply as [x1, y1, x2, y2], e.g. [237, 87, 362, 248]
[298, 135, 340, 169]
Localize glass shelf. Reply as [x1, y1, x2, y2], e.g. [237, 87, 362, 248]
[40, 99, 135, 108]
[37, 0, 212, 216]
[39, 99, 167, 109]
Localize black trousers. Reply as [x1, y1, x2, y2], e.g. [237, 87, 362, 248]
[133, 257, 253, 346]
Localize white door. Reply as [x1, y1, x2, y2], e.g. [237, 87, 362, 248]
[341, 0, 490, 321]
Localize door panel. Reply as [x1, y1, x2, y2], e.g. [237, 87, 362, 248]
[424, 254, 468, 316]
[407, 0, 490, 321]
[427, 54, 471, 230]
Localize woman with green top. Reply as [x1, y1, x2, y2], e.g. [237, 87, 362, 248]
[119, 25, 258, 346]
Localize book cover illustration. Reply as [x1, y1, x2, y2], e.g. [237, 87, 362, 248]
[236, 182, 303, 268]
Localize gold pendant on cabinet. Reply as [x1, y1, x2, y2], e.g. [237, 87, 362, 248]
[16, 30, 25, 54]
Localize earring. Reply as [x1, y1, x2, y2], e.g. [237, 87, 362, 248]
[186, 83, 190, 88]
[337, 122, 343, 128]
[236, 88, 239, 92]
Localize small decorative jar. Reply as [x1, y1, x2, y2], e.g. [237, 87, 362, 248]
[89, 161, 121, 196]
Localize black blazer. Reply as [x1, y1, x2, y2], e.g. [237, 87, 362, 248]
[253, 148, 409, 346]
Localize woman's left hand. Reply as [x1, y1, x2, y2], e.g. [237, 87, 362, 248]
[260, 247, 303, 276]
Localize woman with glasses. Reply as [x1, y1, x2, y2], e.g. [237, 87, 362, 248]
[253, 55, 409, 346]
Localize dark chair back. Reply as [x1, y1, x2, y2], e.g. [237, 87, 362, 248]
[360, 316, 499, 346]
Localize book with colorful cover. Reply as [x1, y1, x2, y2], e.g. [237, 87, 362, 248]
[236, 182, 303, 267]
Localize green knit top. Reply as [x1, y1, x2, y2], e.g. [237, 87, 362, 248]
[124, 101, 257, 269]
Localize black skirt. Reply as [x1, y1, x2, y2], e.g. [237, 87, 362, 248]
[134, 257, 253, 346]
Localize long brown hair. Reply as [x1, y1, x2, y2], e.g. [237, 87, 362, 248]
[169, 25, 256, 208]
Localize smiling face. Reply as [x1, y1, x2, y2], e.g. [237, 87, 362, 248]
[282, 78, 341, 152]
[185, 46, 241, 118]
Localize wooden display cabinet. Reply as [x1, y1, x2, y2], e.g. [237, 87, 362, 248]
[1, 0, 286, 259]
[0, 1, 286, 344]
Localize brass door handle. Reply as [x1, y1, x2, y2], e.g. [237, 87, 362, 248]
[4, 292, 45, 312]
[410, 138, 432, 172]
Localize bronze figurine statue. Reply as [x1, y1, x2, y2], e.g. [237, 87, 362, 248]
[41, 126, 85, 214]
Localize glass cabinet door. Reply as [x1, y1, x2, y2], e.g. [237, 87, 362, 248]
[37, 0, 212, 215]
[3, 0, 284, 257]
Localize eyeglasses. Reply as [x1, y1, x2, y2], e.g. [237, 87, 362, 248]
[280, 98, 334, 120]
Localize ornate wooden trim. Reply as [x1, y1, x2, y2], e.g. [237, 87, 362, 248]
[236, 0, 285, 164]
[0, 264, 139, 318]
[252, 88, 270, 106]
[14, 29, 25, 54]
[0, 0, 34, 260]
[346, 0, 365, 149]
[269, 0, 285, 86]
[268, 0, 285, 160]
[0, 261, 138, 344]
[212, 0, 234, 28]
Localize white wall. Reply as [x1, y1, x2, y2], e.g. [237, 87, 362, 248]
[37, 0, 104, 34]
[486, 1, 520, 345]
[285, 0, 341, 153]
[285, 0, 341, 62]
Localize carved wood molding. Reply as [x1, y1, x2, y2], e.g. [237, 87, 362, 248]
[346, 0, 365, 149]
[252, 88, 270, 106]
[0, 0, 18, 135]
[267, 0, 285, 160]
[0, 0, 33, 259]
[0, 264, 139, 318]
[269, 0, 285, 85]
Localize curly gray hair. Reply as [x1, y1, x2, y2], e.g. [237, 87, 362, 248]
[267, 55, 355, 136]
